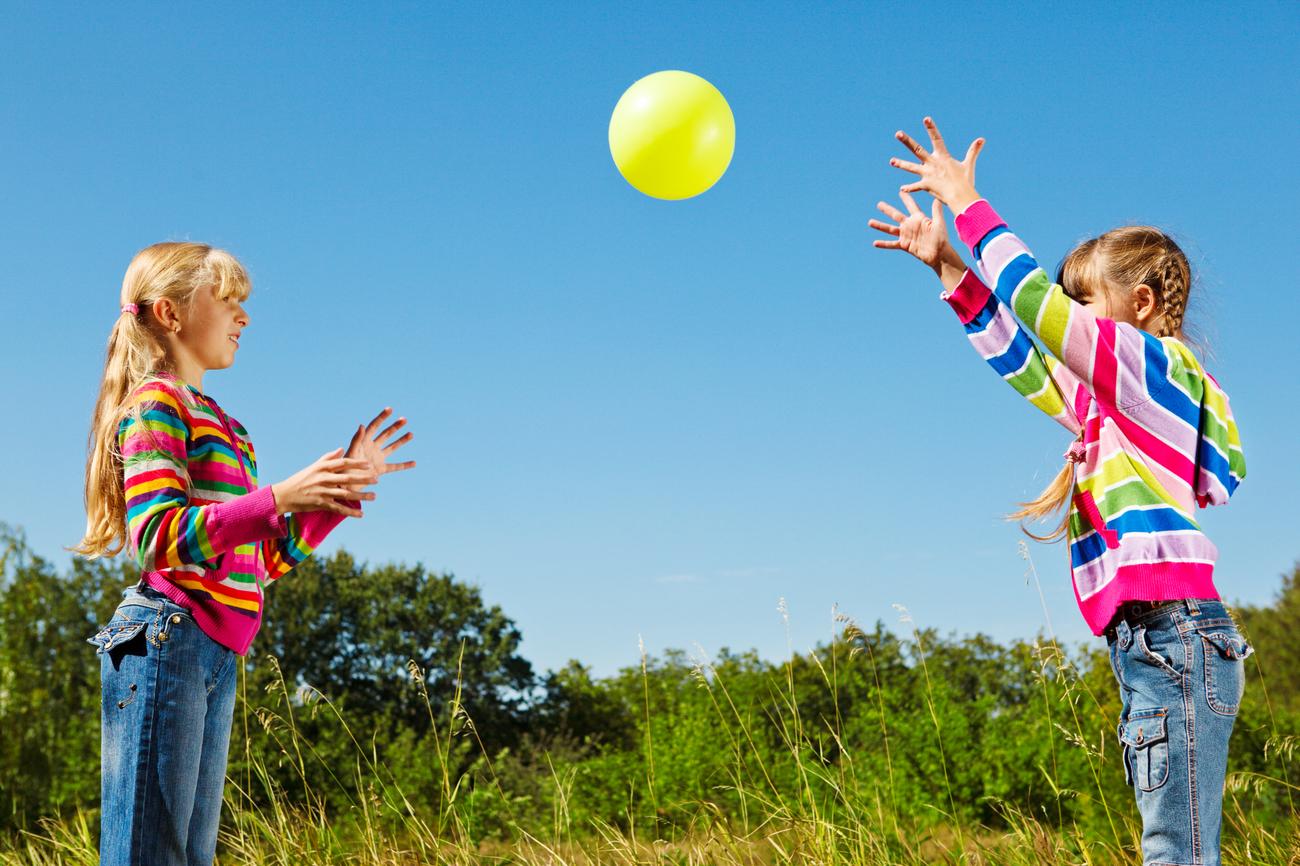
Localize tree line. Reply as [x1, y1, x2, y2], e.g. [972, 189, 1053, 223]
[1, 522, 1295, 844]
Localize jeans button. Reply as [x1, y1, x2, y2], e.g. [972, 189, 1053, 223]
[171, 614, 182, 624]
[158, 632, 169, 643]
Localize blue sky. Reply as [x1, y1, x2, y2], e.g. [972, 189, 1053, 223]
[2, 3, 1296, 677]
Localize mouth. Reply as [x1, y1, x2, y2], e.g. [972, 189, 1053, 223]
[228, 335, 240, 347]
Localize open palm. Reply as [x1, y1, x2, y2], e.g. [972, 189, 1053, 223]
[346, 408, 416, 480]
[868, 191, 952, 270]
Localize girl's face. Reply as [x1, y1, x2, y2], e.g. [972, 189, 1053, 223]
[181, 283, 249, 372]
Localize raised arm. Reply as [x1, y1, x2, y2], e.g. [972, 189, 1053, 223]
[869, 190, 1085, 434]
[891, 117, 1172, 413]
[941, 266, 1086, 434]
[954, 201, 1171, 412]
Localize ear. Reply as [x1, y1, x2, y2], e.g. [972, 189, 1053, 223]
[1131, 283, 1159, 325]
[151, 297, 181, 333]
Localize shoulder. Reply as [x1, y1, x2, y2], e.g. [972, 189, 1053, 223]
[1157, 337, 1210, 389]
[120, 377, 194, 431]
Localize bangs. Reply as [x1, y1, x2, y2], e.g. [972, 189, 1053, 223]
[1056, 242, 1099, 304]
[204, 249, 251, 303]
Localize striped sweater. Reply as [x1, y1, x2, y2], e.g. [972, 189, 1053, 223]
[941, 200, 1246, 635]
[118, 372, 347, 654]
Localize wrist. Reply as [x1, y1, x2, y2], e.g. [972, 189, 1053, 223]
[269, 483, 287, 516]
[934, 258, 967, 292]
[930, 244, 964, 274]
[948, 190, 981, 216]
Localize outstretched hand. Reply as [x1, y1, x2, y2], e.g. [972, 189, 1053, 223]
[346, 408, 417, 482]
[869, 190, 961, 273]
[889, 117, 984, 214]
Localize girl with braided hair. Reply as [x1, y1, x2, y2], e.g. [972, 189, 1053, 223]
[870, 117, 1248, 864]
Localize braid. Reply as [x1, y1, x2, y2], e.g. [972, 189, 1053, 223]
[1155, 251, 1190, 338]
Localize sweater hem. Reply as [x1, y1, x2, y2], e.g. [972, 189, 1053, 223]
[1078, 562, 1220, 636]
[141, 571, 261, 656]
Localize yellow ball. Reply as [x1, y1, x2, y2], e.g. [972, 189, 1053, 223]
[608, 70, 735, 201]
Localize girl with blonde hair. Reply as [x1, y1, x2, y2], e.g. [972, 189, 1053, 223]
[76, 241, 416, 865]
[871, 118, 1248, 864]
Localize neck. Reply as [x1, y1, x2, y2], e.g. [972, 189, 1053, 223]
[164, 351, 205, 394]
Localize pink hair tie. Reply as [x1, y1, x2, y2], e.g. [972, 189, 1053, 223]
[1064, 439, 1087, 464]
[121, 303, 139, 316]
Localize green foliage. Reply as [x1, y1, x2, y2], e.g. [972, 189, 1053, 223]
[2, 521, 1298, 864]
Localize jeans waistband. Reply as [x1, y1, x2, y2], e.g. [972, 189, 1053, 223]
[1104, 598, 1227, 641]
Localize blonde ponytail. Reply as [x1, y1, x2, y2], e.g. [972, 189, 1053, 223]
[71, 242, 250, 559]
[1006, 437, 1083, 543]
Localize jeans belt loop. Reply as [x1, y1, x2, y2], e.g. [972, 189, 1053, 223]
[1185, 597, 1201, 617]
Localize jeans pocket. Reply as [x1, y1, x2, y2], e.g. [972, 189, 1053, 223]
[87, 617, 150, 657]
[1134, 624, 1184, 680]
[1119, 710, 1169, 792]
[1200, 628, 1252, 716]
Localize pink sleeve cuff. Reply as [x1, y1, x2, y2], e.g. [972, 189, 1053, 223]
[954, 199, 1006, 249]
[207, 485, 286, 549]
[293, 508, 351, 549]
[940, 268, 992, 325]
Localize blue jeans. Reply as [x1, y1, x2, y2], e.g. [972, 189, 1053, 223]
[1107, 598, 1252, 866]
[87, 582, 238, 866]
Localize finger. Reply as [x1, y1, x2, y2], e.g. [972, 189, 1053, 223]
[894, 130, 931, 161]
[899, 190, 923, 217]
[923, 117, 949, 155]
[320, 447, 345, 461]
[875, 200, 906, 223]
[320, 469, 379, 489]
[931, 196, 944, 223]
[383, 460, 417, 473]
[381, 431, 414, 456]
[872, 239, 903, 250]
[964, 137, 985, 167]
[337, 471, 380, 486]
[900, 181, 929, 195]
[889, 157, 924, 175]
[366, 408, 394, 436]
[322, 485, 365, 503]
[327, 500, 365, 518]
[867, 219, 901, 237]
[375, 417, 406, 444]
[314, 494, 363, 518]
[326, 458, 372, 472]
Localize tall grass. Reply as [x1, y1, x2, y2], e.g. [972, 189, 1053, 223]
[3, 550, 1298, 864]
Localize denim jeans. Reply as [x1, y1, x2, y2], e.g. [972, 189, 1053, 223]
[87, 582, 238, 866]
[1107, 598, 1252, 866]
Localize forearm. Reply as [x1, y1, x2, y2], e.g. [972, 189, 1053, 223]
[933, 245, 967, 293]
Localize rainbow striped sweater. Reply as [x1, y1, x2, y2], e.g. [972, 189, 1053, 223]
[942, 200, 1246, 635]
[118, 372, 347, 654]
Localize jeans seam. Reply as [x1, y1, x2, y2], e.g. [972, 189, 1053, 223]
[1181, 628, 1201, 862]
[132, 621, 164, 863]
[208, 649, 233, 696]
